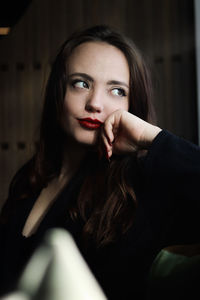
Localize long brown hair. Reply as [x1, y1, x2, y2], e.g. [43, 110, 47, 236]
[1, 25, 156, 247]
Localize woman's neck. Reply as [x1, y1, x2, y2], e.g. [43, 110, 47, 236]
[60, 139, 90, 181]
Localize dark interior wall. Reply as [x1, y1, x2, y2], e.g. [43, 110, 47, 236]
[0, 0, 197, 207]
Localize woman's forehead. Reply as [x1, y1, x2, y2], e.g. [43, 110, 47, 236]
[67, 41, 130, 83]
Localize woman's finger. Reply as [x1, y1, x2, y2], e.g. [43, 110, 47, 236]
[103, 119, 115, 145]
[101, 130, 113, 159]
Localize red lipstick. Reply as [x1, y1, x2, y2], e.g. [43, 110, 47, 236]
[78, 118, 103, 129]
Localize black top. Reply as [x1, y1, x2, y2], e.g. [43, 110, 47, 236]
[0, 130, 200, 299]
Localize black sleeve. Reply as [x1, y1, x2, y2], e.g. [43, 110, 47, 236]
[140, 129, 200, 246]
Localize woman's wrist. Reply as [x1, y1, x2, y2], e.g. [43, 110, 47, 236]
[141, 125, 162, 149]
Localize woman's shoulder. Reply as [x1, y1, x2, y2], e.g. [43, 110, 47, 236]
[8, 157, 37, 202]
[0, 157, 37, 225]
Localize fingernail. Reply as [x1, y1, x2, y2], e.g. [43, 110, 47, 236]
[106, 152, 110, 162]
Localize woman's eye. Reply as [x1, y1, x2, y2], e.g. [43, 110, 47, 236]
[111, 88, 126, 97]
[72, 80, 89, 89]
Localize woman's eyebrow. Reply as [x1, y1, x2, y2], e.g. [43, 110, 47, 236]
[68, 73, 129, 89]
[107, 80, 129, 89]
[68, 72, 94, 82]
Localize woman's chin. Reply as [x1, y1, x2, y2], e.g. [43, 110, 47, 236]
[67, 134, 98, 149]
[75, 132, 99, 147]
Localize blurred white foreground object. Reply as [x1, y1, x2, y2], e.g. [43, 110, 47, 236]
[1, 228, 107, 300]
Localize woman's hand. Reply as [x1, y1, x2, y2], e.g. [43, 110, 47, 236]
[100, 109, 162, 158]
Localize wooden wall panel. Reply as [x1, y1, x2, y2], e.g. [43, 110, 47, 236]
[0, 0, 197, 208]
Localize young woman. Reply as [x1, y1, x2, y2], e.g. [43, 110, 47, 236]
[0, 25, 200, 299]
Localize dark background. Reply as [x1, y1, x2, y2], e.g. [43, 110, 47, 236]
[0, 0, 198, 208]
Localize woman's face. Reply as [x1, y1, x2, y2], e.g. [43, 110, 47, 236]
[62, 41, 130, 146]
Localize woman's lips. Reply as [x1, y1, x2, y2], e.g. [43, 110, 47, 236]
[77, 118, 103, 129]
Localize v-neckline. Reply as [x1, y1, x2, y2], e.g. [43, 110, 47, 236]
[21, 152, 97, 238]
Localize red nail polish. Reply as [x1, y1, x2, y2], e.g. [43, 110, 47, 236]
[106, 152, 110, 162]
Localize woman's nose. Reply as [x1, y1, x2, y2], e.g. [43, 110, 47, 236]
[85, 90, 104, 113]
